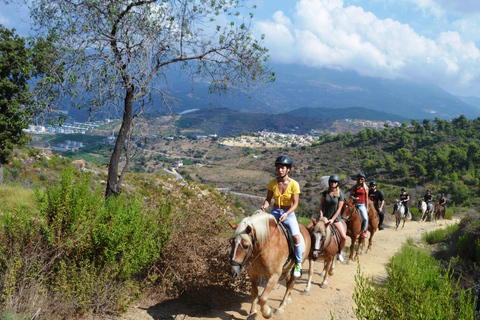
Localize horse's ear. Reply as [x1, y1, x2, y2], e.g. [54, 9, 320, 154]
[245, 225, 252, 235]
[228, 221, 238, 230]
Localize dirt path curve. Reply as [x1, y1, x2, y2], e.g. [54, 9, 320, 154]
[119, 216, 456, 320]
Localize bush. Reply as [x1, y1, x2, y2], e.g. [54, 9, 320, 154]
[422, 224, 459, 244]
[354, 245, 475, 319]
[0, 165, 172, 317]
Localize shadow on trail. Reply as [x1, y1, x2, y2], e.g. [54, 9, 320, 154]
[145, 285, 251, 319]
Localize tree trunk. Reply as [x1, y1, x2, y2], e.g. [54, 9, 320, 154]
[105, 86, 135, 198]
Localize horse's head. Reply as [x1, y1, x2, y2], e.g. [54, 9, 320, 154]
[227, 211, 271, 278]
[341, 199, 356, 220]
[228, 221, 254, 278]
[310, 217, 328, 259]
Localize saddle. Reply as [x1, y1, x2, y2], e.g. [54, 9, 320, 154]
[278, 221, 296, 266]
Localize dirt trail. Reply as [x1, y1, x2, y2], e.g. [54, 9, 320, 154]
[119, 216, 456, 320]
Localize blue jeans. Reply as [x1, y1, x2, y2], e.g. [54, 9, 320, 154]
[270, 208, 303, 263]
[356, 203, 368, 233]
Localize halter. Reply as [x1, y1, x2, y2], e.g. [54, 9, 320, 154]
[342, 202, 358, 222]
[311, 224, 336, 257]
[230, 220, 279, 272]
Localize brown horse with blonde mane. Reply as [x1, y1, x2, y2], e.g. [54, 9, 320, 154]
[303, 217, 344, 294]
[229, 211, 311, 319]
[341, 199, 379, 264]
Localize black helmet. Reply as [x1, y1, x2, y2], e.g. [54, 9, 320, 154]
[329, 174, 340, 183]
[275, 155, 292, 167]
[427, 189, 431, 192]
[401, 188, 406, 192]
[357, 172, 366, 179]
[370, 181, 377, 186]
[441, 193, 445, 196]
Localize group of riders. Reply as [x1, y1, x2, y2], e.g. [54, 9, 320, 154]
[399, 188, 446, 217]
[260, 155, 447, 278]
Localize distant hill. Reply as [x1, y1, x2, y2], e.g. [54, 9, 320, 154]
[173, 108, 333, 136]
[286, 106, 408, 122]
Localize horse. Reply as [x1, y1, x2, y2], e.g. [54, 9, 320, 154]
[393, 199, 408, 229]
[418, 199, 433, 222]
[434, 204, 445, 223]
[341, 199, 379, 264]
[303, 217, 344, 294]
[228, 211, 311, 319]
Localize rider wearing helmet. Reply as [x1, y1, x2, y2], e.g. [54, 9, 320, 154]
[439, 193, 446, 212]
[399, 188, 410, 216]
[306, 174, 347, 262]
[424, 189, 433, 213]
[261, 155, 304, 277]
[369, 181, 385, 230]
[350, 173, 369, 238]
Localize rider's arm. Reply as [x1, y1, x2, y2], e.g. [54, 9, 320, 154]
[380, 199, 385, 212]
[261, 189, 273, 211]
[284, 193, 299, 217]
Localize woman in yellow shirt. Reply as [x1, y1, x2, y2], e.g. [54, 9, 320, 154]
[260, 155, 303, 277]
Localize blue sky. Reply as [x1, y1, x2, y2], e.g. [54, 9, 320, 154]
[2, 0, 480, 97]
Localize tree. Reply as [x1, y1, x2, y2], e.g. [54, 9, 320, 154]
[0, 25, 34, 182]
[29, 0, 273, 197]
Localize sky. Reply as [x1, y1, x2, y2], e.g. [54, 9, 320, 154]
[2, 0, 480, 97]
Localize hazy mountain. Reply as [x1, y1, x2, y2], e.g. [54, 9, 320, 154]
[286, 106, 408, 122]
[61, 63, 480, 122]
[167, 64, 480, 120]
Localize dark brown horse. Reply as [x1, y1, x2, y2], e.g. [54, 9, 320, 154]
[341, 199, 379, 264]
[303, 217, 344, 294]
[434, 203, 445, 223]
[229, 211, 311, 319]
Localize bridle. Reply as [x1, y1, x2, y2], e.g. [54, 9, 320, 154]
[230, 220, 279, 272]
[311, 225, 334, 257]
[342, 201, 358, 222]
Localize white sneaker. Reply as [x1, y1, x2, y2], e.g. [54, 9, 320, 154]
[338, 252, 344, 262]
[293, 263, 302, 278]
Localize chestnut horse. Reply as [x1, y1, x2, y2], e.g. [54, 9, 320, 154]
[303, 217, 344, 294]
[228, 211, 311, 319]
[434, 203, 445, 223]
[341, 199, 379, 264]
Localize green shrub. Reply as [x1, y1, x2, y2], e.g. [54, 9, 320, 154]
[422, 224, 459, 244]
[354, 245, 475, 319]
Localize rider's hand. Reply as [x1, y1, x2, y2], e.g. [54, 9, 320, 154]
[280, 213, 287, 222]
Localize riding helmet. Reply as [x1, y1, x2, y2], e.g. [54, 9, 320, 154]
[401, 187, 406, 192]
[370, 180, 377, 186]
[427, 189, 431, 192]
[357, 172, 366, 179]
[329, 174, 340, 183]
[441, 193, 445, 196]
[275, 155, 292, 167]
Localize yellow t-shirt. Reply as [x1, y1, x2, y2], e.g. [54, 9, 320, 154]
[268, 178, 300, 207]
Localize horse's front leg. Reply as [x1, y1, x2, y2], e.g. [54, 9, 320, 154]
[258, 274, 279, 319]
[248, 275, 259, 317]
[303, 257, 315, 296]
[320, 257, 333, 288]
[348, 236, 356, 265]
[366, 231, 375, 253]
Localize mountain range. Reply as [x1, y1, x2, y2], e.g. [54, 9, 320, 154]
[63, 63, 480, 123]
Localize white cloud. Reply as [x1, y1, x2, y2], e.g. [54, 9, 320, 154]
[255, 0, 480, 96]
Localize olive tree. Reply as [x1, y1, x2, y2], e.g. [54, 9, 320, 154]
[28, 0, 273, 197]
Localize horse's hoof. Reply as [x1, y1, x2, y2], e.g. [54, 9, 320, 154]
[262, 308, 273, 319]
[273, 308, 285, 317]
[302, 289, 311, 296]
[247, 312, 258, 320]
[347, 260, 353, 265]
[320, 282, 328, 289]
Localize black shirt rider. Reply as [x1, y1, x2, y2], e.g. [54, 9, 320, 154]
[369, 190, 384, 211]
[400, 190, 409, 213]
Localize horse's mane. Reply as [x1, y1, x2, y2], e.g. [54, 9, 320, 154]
[234, 210, 271, 247]
[313, 217, 328, 236]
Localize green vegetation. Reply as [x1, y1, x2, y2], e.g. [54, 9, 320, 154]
[354, 245, 475, 319]
[422, 224, 459, 244]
